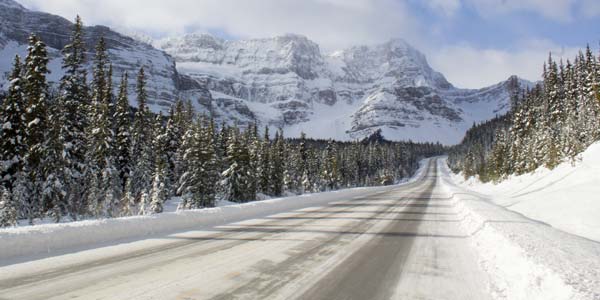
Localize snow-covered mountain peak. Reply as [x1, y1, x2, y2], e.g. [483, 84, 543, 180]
[327, 38, 451, 89]
[0, 3, 531, 144]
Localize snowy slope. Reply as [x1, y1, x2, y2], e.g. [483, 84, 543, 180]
[451, 142, 600, 242]
[158, 33, 532, 143]
[439, 159, 600, 300]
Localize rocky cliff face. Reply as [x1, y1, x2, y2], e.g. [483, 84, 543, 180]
[157, 33, 530, 144]
[0, 0, 211, 112]
[0, 0, 531, 143]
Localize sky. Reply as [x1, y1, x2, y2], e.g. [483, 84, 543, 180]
[16, 0, 600, 89]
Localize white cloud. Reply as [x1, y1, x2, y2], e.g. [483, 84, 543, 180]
[465, 0, 576, 22]
[16, 0, 422, 51]
[424, 0, 462, 17]
[427, 40, 581, 88]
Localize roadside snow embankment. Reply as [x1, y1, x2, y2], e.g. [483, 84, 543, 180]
[0, 159, 430, 265]
[454, 142, 600, 242]
[439, 159, 600, 300]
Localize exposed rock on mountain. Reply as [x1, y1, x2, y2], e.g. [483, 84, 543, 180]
[0, 0, 211, 111]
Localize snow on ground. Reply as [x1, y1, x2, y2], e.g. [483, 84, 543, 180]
[452, 142, 600, 242]
[440, 158, 600, 300]
[0, 160, 429, 265]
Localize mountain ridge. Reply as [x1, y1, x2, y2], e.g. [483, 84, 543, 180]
[0, 0, 533, 144]
[157, 32, 532, 143]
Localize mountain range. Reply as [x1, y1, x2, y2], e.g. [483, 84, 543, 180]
[0, 0, 531, 144]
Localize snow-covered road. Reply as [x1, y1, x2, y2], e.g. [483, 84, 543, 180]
[0, 159, 491, 299]
[1, 158, 598, 300]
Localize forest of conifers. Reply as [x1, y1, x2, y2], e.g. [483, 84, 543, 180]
[0, 17, 444, 227]
[449, 47, 600, 182]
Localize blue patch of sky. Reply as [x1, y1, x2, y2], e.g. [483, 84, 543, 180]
[407, 0, 600, 50]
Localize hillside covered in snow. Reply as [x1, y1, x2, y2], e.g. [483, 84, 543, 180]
[452, 142, 600, 242]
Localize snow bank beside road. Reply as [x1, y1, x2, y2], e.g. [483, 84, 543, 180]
[440, 159, 600, 300]
[453, 142, 600, 242]
[0, 159, 430, 265]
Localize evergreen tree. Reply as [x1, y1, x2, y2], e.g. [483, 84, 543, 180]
[130, 67, 153, 201]
[258, 126, 271, 195]
[321, 140, 340, 190]
[0, 56, 26, 191]
[22, 34, 51, 224]
[43, 95, 67, 222]
[58, 16, 89, 219]
[114, 73, 131, 191]
[178, 118, 219, 208]
[87, 37, 119, 217]
[121, 178, 135, 216]
[0, 186, 17, 227]
[269, 130, 285, 196]
[149, 165, 166, 214]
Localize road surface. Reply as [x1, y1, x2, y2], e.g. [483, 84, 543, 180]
[0, 159, 491, 300]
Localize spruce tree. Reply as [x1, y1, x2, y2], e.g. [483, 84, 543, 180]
[149, 165, 166, 214]
[0, 186, 17, 227]
[0, 56, 26, 191]
[221, 127, 254, 202]
[114, 73, 131, 192]
[43, 97, 67, 222]
[321, 140, 340, 191]
[178, 118, 219, 208]
[130, 67, 153, 201]
[22, 34, 51, 224]
[59, 16, 89, 219]
[259, 126, 271, 195]
[269, 130, 285, 196]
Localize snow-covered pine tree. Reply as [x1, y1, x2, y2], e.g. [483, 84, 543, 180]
[0, 56, 26, 192]
[138, 190, 150, 216]
[149, 164, 167, 214]
[221, 126, 254, 202]
[152, 113, 171, 195]
[43, 95, 67, 222]
[198, 119, 219, 207]
[258, 126, 271, 195]
[269, 130, 285, 196]
[321, 140, 340, 191]
[177, 119, 198, 209]
[130, 67, 153, 202]
[86, 37, 120, 217]
[121, 178, 135, 216]
[0, 186, 17, 227]
[22, 34, 51, 224]
[163, 110, 180, 197]
[114, 72, 131, 193]
[178, 117, 219, 208]
[245, 123, 260, 199]
[58, 16, 90, 220]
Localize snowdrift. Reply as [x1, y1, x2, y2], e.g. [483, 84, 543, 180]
[455, 142, 600, 242]
[440, 159, 600, 300]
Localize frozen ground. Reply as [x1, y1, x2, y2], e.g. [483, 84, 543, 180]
[452, 142, 600, 242]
